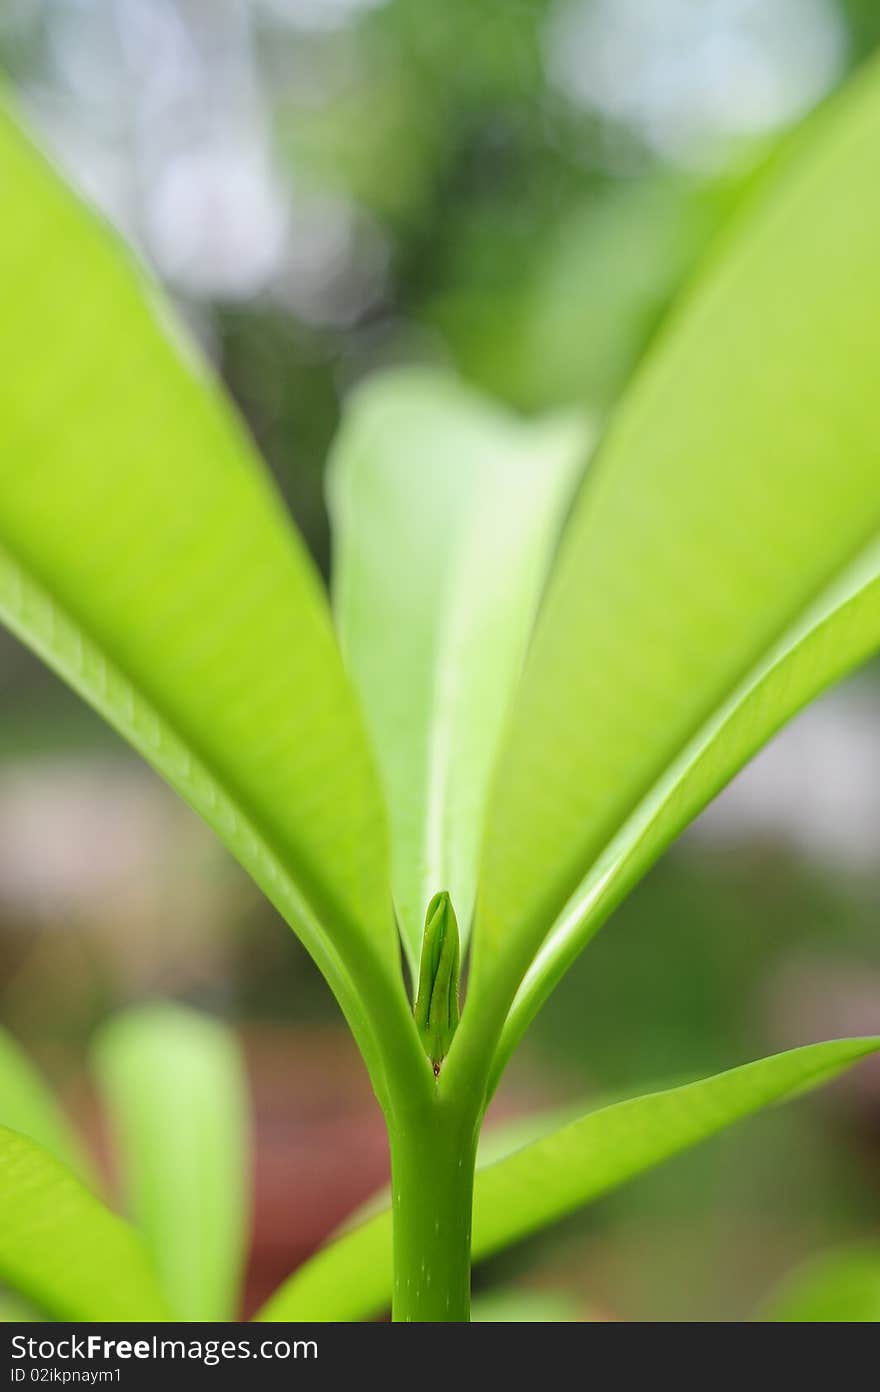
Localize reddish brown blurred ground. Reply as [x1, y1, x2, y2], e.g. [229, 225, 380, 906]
[237, 1027, 567, 1317]
[241, 1026, 390, 1316]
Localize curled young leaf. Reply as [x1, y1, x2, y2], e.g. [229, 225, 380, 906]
[328, 369, 590, 979]
[414, 892, 461, 1072]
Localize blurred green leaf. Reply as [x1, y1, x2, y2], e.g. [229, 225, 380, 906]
[256, 1037, 880, 1321]
[516, 178, 734, 412]
[464, 57, 880, 1050]
[431, 177, 734, 414]
[761, 1244, 880, 1322]
[0, 1125, 171, 1321]
[328, 369, 588, 975]
[0, 98, 414, 1090]
[471, 1288, 583, 1322]
[0, 1025, 91, 1182]
[93, 1004, 249, 1323]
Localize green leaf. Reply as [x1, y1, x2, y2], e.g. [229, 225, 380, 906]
[92, 1004, 249, 1322]
[760, 1244, 880, 1322]
[327, 370, 588, 976]
[0, 1024, 91, 1181]
[462, 58, 880, 1057]
[0, 98, 417, 1092]
[0, 1125, 172, 1321]
[256, 1036, 880, 1322]
[491, 538, 880, 1089]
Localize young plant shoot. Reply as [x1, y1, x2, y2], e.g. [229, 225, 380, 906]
[0, 51, 879, 1323]
[414, 893, 461, 1076]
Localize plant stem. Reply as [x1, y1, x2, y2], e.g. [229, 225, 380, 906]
[387, 1096, 480, 1322]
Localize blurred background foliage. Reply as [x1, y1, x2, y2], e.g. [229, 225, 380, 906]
[0, 0, 878, 1320]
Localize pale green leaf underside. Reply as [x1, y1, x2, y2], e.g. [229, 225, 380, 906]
[761, 1244, 880, 1322]
[469, 59, 880, 1021]
[0, 1125, 171, 1321]
[0, 101, 406, 1078]
[92, 1004, 249, 1323]
[0, 1024, 91, 1182]
[256, 1037, 880, 1322]
[492, 537, 880, 1088]
[328, 369, 589, 977]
